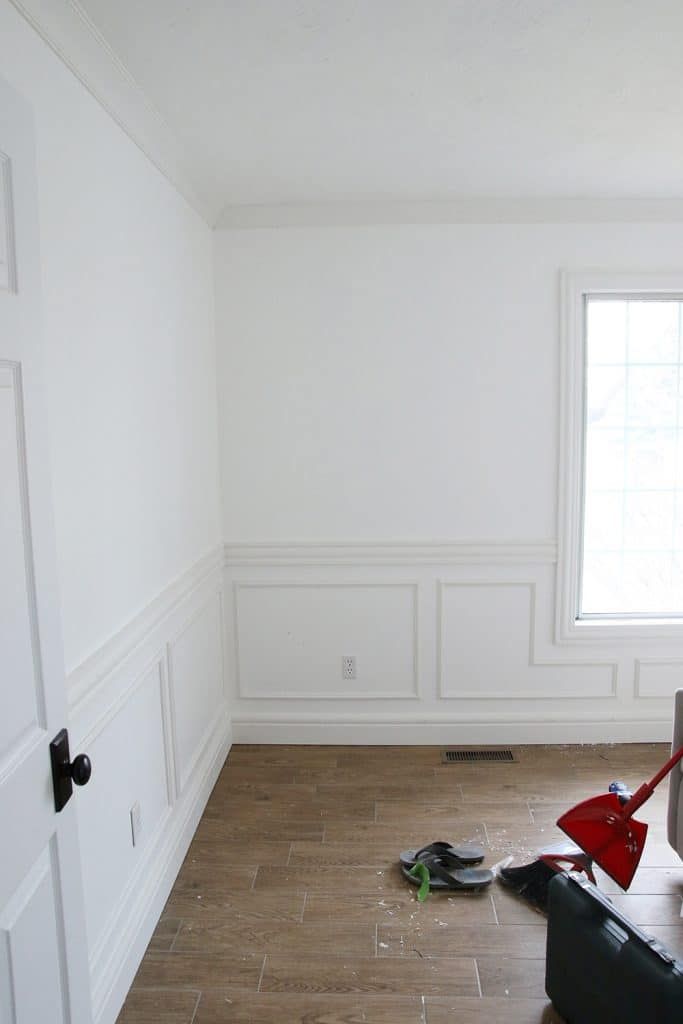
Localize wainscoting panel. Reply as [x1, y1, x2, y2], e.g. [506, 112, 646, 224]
[75, 659, 170, 968]
[635, 659, 683, 699]
[66, 546, 231, 1024]
[224, 542, 681, 744]
[168, 589, 226, 792]
[234, 582, 418, 699]
[438, 582, 616, 699]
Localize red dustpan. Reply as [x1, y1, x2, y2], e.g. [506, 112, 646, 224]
[557, 746, 683, 890]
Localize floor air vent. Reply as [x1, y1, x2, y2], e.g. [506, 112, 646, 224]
[441, 748, 516, 763]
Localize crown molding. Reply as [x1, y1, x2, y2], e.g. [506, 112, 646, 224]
[8, 0, 216, 224]
[216, 198, 683, 230]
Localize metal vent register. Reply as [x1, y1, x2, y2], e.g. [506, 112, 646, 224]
[441, 748, 516, 763]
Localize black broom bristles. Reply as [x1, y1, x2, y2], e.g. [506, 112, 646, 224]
[499, 859, 559, 913]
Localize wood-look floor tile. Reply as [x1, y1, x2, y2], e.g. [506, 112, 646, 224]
[334, 746, 443, 766]
[426, 996, 564, 1023]
[638, 841, 683, 868]
[204, 800, 375, 823]
[163, 891, 304, 922]
[485, 825, 567, 861]
[376, 801, 532, 827]
[173, 918, 374, 956]
[476, 957, 547, 998]
[608, 893, 683, 925]
[172, 865, 256, 895]
[459, 782, 593, 804]
[147, 916, 182, 952]
[115, 989, 200, 1023]
[211, 766, 297, 784]
[117, 742, 674, 1023]
[193, 991, 424, 1023]
[227, 747, 339, 767]
[193, 818, 324, 843]
[378, 924, 547, 959]
[316, 780, 441, 800]
[305, 892, 496, 926]
[209, 781, 317, 798]
[594, 867, 683, 895]
[644, 924, 683, 960]
[321, 822, 487, 846]
[260, 954, 478, 996]
[253, 865, 399, 893]
[289, 840, 426, 868]
[132, 952, 264, 989]
[180, 840, 291, 868]
[492, 888, 549, 926]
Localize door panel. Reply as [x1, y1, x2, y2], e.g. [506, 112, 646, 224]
[0, 75, 92, 1024]
[0, 846, 68, 1024]
[0, 363, 43, 755]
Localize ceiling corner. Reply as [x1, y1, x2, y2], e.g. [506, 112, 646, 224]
[8, 0, 217, 225]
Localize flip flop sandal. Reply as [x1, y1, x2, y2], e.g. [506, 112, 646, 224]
[402, 852, 493, 892]
[399, 840, 485, 870]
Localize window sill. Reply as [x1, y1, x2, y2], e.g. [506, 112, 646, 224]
[559, 616, 683, 645]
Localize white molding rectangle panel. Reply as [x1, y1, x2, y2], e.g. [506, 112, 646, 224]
[234, 582, 419, 700]
[438, 581, 616, 699]
[75, 660, 170, 965]
[0, 845, 67, 1023]
[167, 590, 226, 793]
[635, 659, 683, 699]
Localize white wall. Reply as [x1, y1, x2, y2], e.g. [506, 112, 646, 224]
[0, 5, 222, 674]
[215, 221, 683, 744]
[0, 5, 229, 1022]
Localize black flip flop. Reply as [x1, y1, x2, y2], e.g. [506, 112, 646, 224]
[399, 840, 485, 870]
[402, 852, 493, 892]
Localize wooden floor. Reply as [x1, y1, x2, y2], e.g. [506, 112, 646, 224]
[117, 742, 683, 1023]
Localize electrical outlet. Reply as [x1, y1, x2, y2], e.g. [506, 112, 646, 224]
[342, 655, 356, 680]
[130, 800, 142, 847]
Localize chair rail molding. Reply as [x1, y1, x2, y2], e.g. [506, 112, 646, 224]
[224, 539, 558, 567]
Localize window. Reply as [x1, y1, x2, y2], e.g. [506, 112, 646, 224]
[558, 272, 683, 640]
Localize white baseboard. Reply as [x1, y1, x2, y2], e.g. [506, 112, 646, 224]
[232, 716, 671, 745]
[95, 715, 231, 1024]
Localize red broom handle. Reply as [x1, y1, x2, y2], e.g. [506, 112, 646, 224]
[621, 746, 683, 819]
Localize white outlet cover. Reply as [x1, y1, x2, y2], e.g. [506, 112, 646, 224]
[342, 656, 357, 680]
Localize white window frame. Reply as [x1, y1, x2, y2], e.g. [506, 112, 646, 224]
[557, 269, 683, 644]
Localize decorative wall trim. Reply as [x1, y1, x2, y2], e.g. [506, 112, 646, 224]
[7, 0, 214, 223]
[437, 580, 617, 700]
[1, 361, 46, 734]
[556, 270, 683, 646]
[231, 713, 669, 745]
[216, 199, 683, 230]
[167, 591, 227, 792]
[0, 152, 17, 292]
[65, 545, 229, 1023]
[93, 713, 231, 1024]
[224, 540, 557, 567]
[67, 545, 223, 714]
[232, 581, 420, 700]
[635, 658, 683, 699]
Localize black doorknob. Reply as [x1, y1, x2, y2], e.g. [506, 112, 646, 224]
[50, 729, 93, 812]
[70, 753, 92, 787]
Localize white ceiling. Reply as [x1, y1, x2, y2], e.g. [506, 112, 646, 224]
[75, 0, 683, 222]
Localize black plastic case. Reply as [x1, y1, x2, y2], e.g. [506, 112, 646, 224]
[546, 872, 683, 1024]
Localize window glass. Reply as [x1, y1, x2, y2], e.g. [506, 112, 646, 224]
[581, 298, 683, 617]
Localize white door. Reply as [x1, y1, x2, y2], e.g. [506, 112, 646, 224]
[0, 77, 92, 1023]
